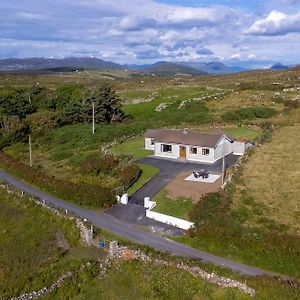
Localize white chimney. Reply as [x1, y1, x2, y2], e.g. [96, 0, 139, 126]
[183, 128, 189, 135]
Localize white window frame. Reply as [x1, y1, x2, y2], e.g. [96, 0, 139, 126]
[161, 144, 172, 153]
[189, 147, 197, 154]
[202, 148, 210, 156]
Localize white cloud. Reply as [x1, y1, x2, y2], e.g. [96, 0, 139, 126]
[247, 10, 300, 35]
[230, 53, 241, 60]
[247, 53, 257, 60]
[17, 12, 49, 20]
[0, 0, 299, 66]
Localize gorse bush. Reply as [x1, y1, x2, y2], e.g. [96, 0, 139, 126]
[222, 107, 277, 122]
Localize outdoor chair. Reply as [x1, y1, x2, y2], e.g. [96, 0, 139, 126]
[193, 170, 209, 179]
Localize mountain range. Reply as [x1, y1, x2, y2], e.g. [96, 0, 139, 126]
[0, 57, 294, 75]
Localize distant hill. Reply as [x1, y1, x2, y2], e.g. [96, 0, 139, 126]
[270, 63, 290, 70]
[177, 61, 246, 74]
[123, 64, 153, 71]
[140, 61, 207, 76]
[0, 57, 124, 71]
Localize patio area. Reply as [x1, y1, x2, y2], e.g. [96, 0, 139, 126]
[165, 171, 222, 203]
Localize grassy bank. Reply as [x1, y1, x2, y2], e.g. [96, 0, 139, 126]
[126, 164, 159, 195]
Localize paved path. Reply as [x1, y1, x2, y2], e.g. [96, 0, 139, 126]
[0, 169, 289, 279]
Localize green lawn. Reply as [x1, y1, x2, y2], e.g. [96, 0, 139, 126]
[126, 163, 159, 195]
[110, 136, 152, 160]
[153, 190, 193, 220]
[223, 127, 261, 140]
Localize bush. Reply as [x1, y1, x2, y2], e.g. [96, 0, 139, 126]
[0, 152, 115, 208]
[284, 98, 300, 109]
[79, 154, 141, 192]
[118, 164, 141, 190]
[79, 154, 120, 176]
[26, 110, 62, 137]
[222, 107, 277, 122]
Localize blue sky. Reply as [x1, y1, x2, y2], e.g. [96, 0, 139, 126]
[1, 0, 300, 68]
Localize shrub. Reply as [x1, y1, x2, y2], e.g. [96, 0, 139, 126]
[26, 110, 62, 137]
[118, 163, 141, 191]
[284, 98, 300, 109]
[222, 107, 277, 122]
[0, 152, 115, 208]
[79, 154, 121, 176]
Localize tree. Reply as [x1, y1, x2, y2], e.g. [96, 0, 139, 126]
[0, 90, 36, 119]
[85, 83, 124, 124]
[55, 83, 84, 108]
[62, 101, 84, 124]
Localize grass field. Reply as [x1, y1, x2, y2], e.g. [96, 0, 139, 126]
[0, 183, 106, 299]
[232, 124, 300, 234]
[46, 259, 250, 300]
[153, 190, 193, 220]
[223, 127, 261, 140]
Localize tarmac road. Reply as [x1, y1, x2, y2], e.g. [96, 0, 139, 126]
[0, 169, 289, 279]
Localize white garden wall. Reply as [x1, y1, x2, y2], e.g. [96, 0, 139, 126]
[146, 210, 194, 230]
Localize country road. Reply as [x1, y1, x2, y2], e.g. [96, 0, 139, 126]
[0, 169, 288, 279]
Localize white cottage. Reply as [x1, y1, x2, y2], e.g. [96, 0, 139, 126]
[145, 129, 249, 164]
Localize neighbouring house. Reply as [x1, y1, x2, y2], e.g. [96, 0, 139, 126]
[145, 129, 251, 164]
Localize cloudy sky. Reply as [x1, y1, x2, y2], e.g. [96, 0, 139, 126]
[1, 0, 300, 68]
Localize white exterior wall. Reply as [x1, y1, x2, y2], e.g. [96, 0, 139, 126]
[186, 146, 214, 163]
[147, 135, 239, 163]
[145, 138, 155, 150]
[232, 141, 252, 155]
[214, 136, 232, 161]
[146, 210, 194, 230]
[154, 142, 180, 159]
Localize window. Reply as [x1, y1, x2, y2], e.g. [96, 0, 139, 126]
[190, 147, 197, 154]
[202, 148, 210, 156]
[151, 138, 154, 145]
[161, 144, 172, 153]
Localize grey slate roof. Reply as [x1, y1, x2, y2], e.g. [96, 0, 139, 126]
[145, 129, 233, 148]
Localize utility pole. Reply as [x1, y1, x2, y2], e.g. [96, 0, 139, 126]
[221, 139, 226, 184]
[92, 101, 95, 134]
[29, 134, 32, 167]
